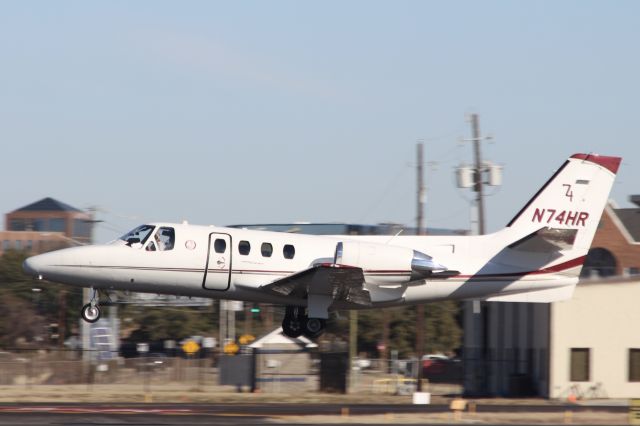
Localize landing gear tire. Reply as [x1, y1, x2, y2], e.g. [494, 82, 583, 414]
[281, 306, 327, 339]
[282, 306, 304, 338]
[282, 317, 303, 338]
[81, 303, 101, 323]
[302, 317, 326, 339]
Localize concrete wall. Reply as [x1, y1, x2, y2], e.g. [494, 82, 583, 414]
[550, 278, 640, 399]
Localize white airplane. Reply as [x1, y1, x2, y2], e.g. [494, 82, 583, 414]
[23, 153, 620, 338]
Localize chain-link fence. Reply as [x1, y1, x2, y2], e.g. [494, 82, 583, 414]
[0, 349, 462, 396]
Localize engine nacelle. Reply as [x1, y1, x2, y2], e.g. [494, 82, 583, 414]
[334, 241, 446, 285]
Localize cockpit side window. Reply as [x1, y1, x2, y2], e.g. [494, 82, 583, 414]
[120, 225, 155, 248]
[152, 227, 175, 251]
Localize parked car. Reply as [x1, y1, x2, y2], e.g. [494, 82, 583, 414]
[421, 354, 462, 383]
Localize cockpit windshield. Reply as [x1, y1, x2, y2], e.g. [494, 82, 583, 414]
[119, 224, 155, 247]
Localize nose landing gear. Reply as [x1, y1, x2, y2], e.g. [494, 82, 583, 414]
[81, 288, 101, 323]
[81, 303, 101, 323]
[282, 306, 326, 339]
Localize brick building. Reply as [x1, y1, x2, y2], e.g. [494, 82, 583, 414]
[583, 198, 640, 277]
[0, 197, 93, 255]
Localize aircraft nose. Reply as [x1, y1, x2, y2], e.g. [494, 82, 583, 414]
[23, 256, 42, 278]
[22, 252, 61, 279]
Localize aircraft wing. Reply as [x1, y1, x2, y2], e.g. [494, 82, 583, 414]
[261, 264, 372, 306]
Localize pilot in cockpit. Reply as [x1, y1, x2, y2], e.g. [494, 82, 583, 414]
[160, 228, 175, 250]
[119, 225, 174, 251]
[145, 227, 175, 252]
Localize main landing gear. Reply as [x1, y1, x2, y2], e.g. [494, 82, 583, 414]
[81, 288, 101, 323]
[282, 306, 326, 339]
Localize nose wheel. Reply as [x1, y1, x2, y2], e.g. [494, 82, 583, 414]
[81, 303, 101, 323]
[81, 288, 101, 323]
[282, 306, 326, 339]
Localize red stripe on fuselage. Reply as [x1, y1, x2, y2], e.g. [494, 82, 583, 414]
[456, 256, 586, 279]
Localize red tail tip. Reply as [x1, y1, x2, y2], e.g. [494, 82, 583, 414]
[571, 154, 622, 174]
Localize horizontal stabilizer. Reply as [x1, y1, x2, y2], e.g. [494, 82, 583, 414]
[508, 227, 577, 253]
[484, 283, 576, 303]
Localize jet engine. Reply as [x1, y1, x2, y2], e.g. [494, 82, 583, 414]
[334, 241, 446, 285]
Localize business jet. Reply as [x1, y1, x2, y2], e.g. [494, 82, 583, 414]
[23, 153, 620, 338]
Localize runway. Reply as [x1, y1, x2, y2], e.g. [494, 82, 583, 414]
[0, 402, 628, 425]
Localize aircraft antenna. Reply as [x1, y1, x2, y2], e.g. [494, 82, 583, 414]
[384, 229, 404, 245]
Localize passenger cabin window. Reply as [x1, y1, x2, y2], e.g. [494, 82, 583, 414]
[283, 244, 295, 259]
[120, 224, 155, 247]
[261, 243, 273, 257]
[239, 240, 251, 255]
[214, 239, 227, 253]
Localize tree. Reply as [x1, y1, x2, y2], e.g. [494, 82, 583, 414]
[0, 250, 82, 347]
[348, 303, 463, 359]
[121, 305, 218, 343]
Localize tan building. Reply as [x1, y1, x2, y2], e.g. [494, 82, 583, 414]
[1, 197, 93, 255]
[550, 277, 640, 399]
[464, 197, 640, 398]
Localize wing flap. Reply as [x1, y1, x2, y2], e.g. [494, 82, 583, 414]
[262, 265, 371, 306]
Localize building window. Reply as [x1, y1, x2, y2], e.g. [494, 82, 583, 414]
[581, 247, 617, 278]
[630, 349, 640, 382]
[34, 218, 46, 231]
[214, 239, 227, 253]
[73, 219, 91, 239]
[26, 240, 33, 251]
[239, 240, 251, 255]
[283, 244, 295, 259]
[9, 219, 26, 231]
[570, 348, 590, 382]
[261, 243, 273, 257]
[49, 218, 65, 232]
[15, 240, 22, 250]
[2, 240, 10, 251]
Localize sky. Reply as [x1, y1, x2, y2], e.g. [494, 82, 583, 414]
[1, 1, 639, 243]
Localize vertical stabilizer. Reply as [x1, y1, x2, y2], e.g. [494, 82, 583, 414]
[506, 153, 620, 257]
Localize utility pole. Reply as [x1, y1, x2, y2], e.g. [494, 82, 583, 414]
[417, 142, 425, 234]
[471, 114, 486, 235]
[415, 142, 425, 391]
[244, 304, 252, 336]
[81, 207, 104, 361]
[349, 309, 358, 391]
[382, 309, 389, 364]
[219, 300, 226, 353]
[456, 113, 501, 396]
